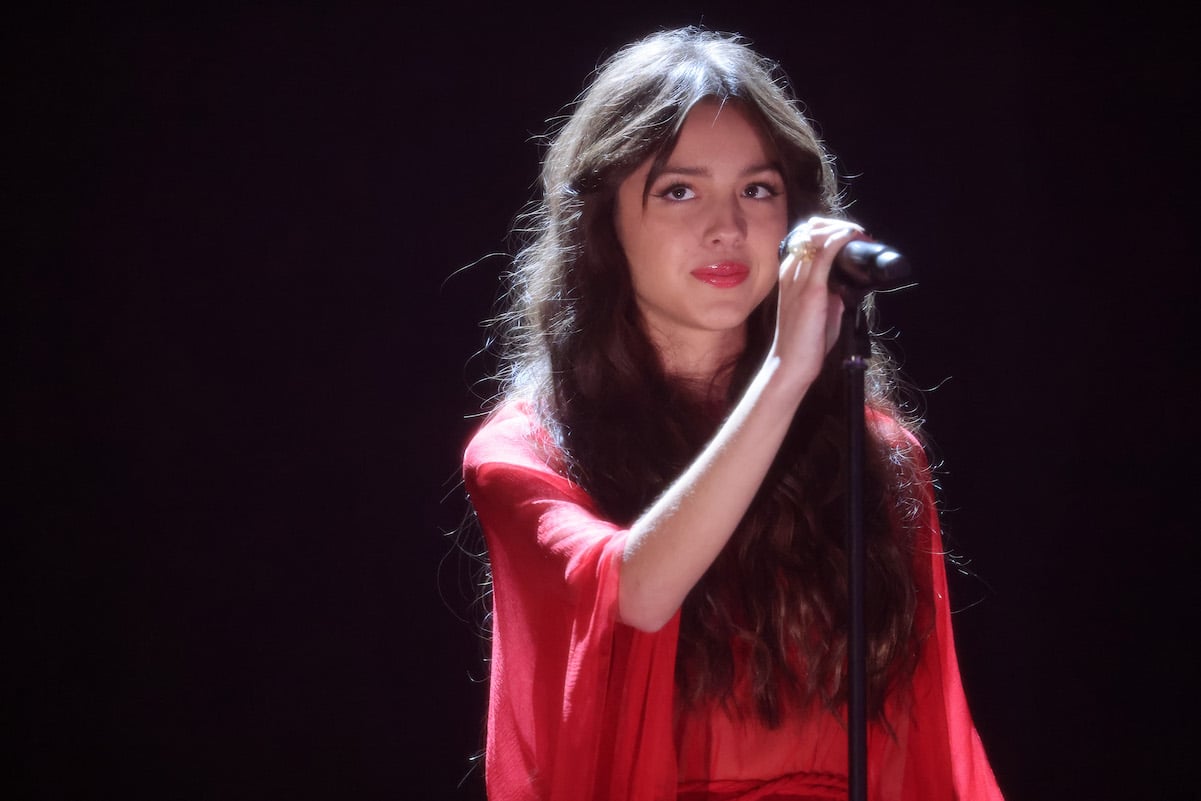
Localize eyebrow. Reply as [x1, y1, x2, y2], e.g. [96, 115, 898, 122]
[653, 162, 783, 179]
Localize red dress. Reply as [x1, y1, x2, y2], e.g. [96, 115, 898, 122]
[462, 402, 1004, 801]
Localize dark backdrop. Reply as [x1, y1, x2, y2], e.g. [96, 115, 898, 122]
[12, 4, 1197, 800]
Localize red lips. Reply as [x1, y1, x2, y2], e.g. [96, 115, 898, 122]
[691, 262, 749, 288]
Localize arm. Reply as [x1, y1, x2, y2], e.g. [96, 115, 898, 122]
[618, 219, 864, 632]
[464, 404, 682, 801]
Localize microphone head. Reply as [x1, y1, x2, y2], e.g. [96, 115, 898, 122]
[838, 241, 912, 290]
[779, 226, 914, 292]
[869, 248, 911, 286]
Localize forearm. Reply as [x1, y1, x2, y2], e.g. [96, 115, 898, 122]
[617, 218, 859, 632]
[617, 355, 810, 631]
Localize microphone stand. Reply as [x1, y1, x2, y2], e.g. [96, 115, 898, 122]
[838, 279, 911, 801]
[840, 293, 871, 801]
[779, 227, 912, 801]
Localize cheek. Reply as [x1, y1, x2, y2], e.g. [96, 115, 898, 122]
[619, 230, 652, 285]
[758, 205, 789, 243]
[614, 204, 651, 268]
[625, 245, 671, 299]
[752, 268, 778, 308]
[617, 215, 674, 286]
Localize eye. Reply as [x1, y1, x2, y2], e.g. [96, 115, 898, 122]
[655, 183, 695, 201]
[743, 181, 782, 200]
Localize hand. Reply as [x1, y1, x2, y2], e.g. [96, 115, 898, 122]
[770, 216, 870, 388]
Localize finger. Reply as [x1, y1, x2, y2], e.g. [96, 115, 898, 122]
[825, 293, 845, 350]
[805, 223, 871, 288]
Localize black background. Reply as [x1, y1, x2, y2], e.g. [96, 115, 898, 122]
[11, 3, 1198, 800]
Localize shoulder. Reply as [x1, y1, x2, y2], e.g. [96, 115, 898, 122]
[867, 405, 926, 464]
[461, 401, 604, 524]
[463, 400, 564, 476]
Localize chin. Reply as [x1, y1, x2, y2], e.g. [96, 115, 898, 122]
[699, 307, 756, 334]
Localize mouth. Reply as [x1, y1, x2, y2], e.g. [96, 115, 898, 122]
[691, 262, 750, 288]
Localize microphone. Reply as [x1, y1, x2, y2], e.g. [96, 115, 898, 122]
[779, 230, 912, 292]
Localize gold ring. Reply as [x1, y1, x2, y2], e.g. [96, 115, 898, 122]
[780, 228, 818, 264]
[791, 237, 817, 265]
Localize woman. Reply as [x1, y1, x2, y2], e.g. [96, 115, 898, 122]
[461, 26, 1004, 801]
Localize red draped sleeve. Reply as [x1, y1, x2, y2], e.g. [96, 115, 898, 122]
[462, 402, 680, 801]
[897, 493, 1005, 797]
[463, 403, 1003, 800]
[874, 414, 1005, 801]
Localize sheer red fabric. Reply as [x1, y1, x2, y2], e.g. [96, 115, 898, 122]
[462, 402, 1003, 800]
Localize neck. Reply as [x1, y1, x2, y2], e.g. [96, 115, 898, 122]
[645, 323, 746, 402]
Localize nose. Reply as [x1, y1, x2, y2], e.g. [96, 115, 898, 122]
[704, 195, 746, 247]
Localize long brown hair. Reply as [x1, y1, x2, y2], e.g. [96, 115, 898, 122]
[485, 26, 930, 725]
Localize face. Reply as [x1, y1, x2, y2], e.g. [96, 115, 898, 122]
[614, 99, 788, 368]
